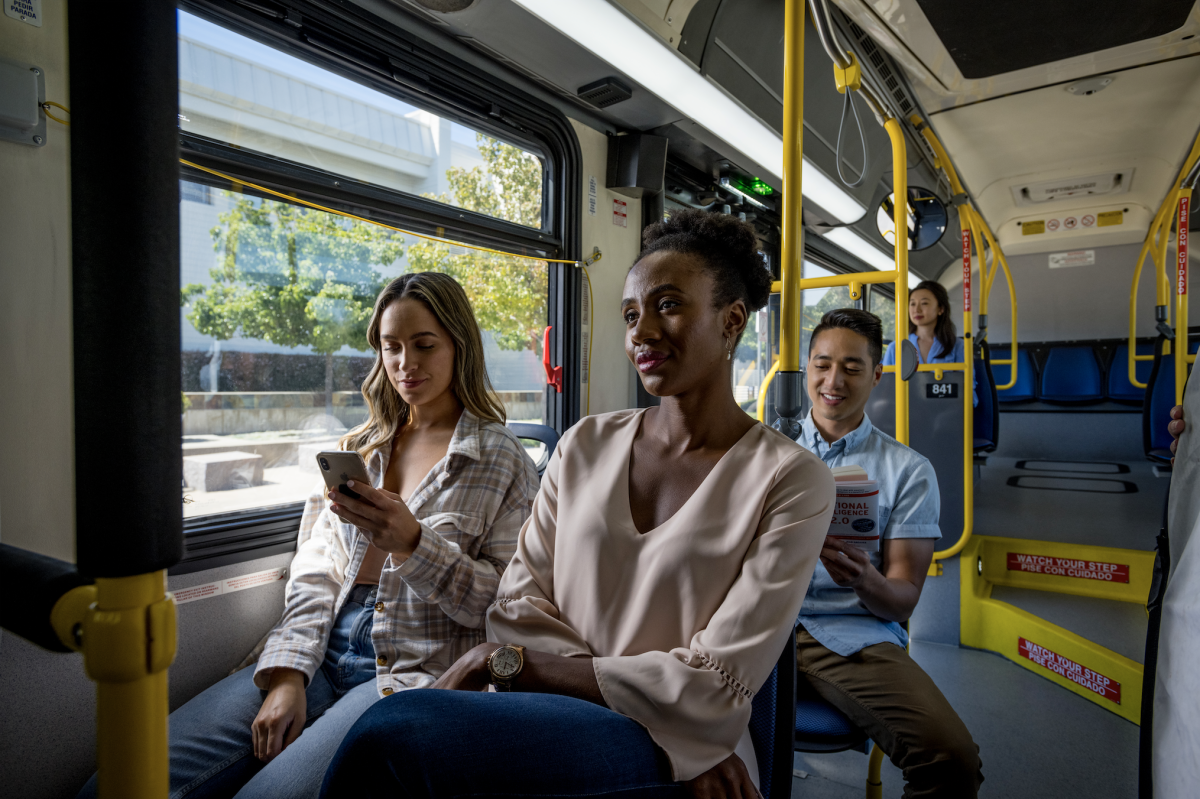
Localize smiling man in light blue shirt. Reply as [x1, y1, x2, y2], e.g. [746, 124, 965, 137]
[794, 309, 982, 799]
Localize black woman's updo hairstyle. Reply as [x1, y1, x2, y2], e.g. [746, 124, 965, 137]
[637, 209, 774, 329]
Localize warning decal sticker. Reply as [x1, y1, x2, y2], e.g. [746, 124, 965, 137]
[1097, 210, 1124, 227]
[173, 567, 288, 605]
[1007, 552, 1129, 583]
[1022, 220, 1045, 235]
[1178, 196, 1189, 296]
[961, 229, 972, 312]
[613, 199, 628, 227]
[1018, 637, 1121, 704]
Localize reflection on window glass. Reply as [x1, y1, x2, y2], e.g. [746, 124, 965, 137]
[730, 252, 772, 414]
[177, 10, 544, 228]
[180, 181, 548, 519]
[870, 289, 898, 347]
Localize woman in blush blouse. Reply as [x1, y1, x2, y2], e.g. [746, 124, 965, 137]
[322, 210, 835, 799]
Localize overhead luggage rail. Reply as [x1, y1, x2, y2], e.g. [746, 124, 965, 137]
[1127, 127, 1200, 391]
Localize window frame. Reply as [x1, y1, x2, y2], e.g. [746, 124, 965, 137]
[174, 0, 583, 573]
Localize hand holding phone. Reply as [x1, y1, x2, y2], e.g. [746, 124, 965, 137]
[316, 452, 372, 499]
[318, 451, 422, 559]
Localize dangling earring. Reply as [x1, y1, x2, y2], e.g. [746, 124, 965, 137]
[726, 337, 734, 361]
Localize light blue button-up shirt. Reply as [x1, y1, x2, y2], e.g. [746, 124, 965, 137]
[796, 411, 942, 656]
[882, 333, 965, 366]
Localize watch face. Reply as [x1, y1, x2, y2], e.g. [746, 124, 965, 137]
[491, 646, 522, 678]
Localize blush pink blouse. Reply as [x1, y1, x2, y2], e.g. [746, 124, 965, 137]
[486, 409, 834, 781]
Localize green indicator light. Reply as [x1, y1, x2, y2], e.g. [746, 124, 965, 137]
[749, 177, 772, 195]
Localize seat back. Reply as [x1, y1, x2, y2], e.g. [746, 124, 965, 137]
[1143, 336, 1196, 462]
[1107, 343, 1153, 403]
[748, 636, 797, 799]
[995, 349, 1038, 402]
[1039, 346, 1104, 403]
[506, 423, 559, 476]
[974, 341, 1000, 452]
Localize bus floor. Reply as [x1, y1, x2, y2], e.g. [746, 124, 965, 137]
[791, 639, 1137, 798]
[973, 456, 1168, 551]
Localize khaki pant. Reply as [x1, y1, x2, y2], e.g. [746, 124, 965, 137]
[796, 627, 983, 799]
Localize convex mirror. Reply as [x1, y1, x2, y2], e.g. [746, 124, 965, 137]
[876, 187, 948, 251]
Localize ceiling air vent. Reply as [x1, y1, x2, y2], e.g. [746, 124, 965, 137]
[1011, 170, 1133, 206]
[578, 77, 633, 108]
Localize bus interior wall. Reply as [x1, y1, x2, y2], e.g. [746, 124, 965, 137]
[570, 120, 644, 416]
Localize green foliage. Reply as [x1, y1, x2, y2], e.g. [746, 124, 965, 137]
[410, 133, 548, 352]
[181, 132, 547, 362]
[182, 194, 404, 355]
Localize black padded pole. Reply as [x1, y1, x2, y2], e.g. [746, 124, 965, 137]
[69, 0, 183, 576]
[0, 544, 93, 652]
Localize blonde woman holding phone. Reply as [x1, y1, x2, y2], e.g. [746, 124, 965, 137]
[79, 272, 538, 799]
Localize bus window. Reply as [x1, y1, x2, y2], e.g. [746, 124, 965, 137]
[177, 10, 544, 230]
[178, 12, 550, 520]
[800, 260, 858, 367]
[870, 287, 898, 347]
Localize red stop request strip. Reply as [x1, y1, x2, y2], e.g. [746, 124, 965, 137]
[1018, 638, 1121, 704]
[1007, 552, 1129, 583]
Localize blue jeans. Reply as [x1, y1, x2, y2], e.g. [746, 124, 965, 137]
[78, 584, 383, 799]
[320, 690, 688, 799]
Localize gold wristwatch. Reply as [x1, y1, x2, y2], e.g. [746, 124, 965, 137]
[486, 644, 526, 691]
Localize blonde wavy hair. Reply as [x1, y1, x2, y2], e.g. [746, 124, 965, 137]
[340, 272, 506, 459]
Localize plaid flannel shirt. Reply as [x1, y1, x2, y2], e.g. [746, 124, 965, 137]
[254, 410, 539, 696]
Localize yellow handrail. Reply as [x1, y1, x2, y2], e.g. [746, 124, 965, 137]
[757, 359, 781, 424]
[1175, 189, 1192, 405]
[1129, 130, 1200, 387]
[965, 205, 1019, 389]
[777, 0, 805, 375]
[909, 116, 981, 565]
[885, 118, 911, 445]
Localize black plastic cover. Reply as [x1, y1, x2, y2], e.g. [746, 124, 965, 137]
[0, 544, 93, 653]
[914, 0, 1195, 79]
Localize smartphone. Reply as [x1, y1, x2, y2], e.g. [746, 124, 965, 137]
[315, 451, 371, 499]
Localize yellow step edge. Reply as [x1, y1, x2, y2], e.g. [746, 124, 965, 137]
[960, 536, 1148, 724]
[972, 535, 1154, 604]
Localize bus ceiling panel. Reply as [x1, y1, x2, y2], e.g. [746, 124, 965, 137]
[912, 0, 1195, 81]
[367, 0, 688, 133]
[382, 0, 907, 221]
[829, 0, 1200, 112]
[925, 56, 1200, 254]
[690, 0, 891, 214]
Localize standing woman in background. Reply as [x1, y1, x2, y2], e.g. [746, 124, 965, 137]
[79, 272, 539, 799]
[883, 280, 976, 404]
[883, 280, 964, 366]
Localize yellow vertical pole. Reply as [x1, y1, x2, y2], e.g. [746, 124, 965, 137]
[84, 571, 175, 799]
[1177, 191, 1191, 405]
[884, 119, 910, 445]
[779, 0, 805, 375]
[866, 743, 885, 799]
[960, 212, 975, 564]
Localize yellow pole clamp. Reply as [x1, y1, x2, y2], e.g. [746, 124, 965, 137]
[834, 52, 862, 94]
[52, 572, 177, 799]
